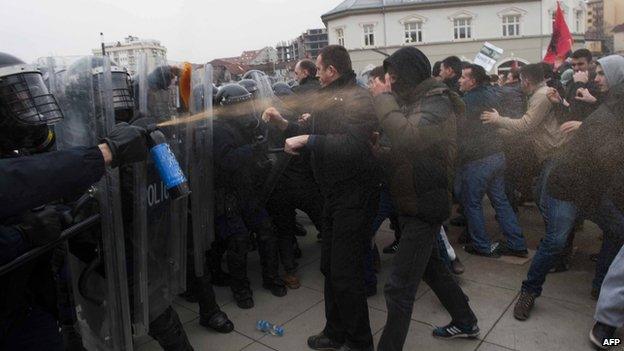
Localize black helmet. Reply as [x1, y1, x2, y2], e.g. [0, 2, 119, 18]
[242, 69, 266, 80]
[0, 52, 63, 154]
[238, 79, 259, 97]
[215, 84, 252, 106]
[272, 82, 293, 96]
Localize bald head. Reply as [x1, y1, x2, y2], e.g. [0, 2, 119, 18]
[295, 59, 316, 83]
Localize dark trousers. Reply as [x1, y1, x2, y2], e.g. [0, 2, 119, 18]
[266, 179, 324, 274]
[321, 183, 379, 349]
[378, 216, 477, 351]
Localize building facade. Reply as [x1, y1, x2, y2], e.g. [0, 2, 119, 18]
[276, 28, 329, 62]
[321, 0, 586, 74]
[92, 35, 167, 75]
[586, 0, 624, 54]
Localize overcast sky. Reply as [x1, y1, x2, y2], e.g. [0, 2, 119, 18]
[2, 0, 339, 63]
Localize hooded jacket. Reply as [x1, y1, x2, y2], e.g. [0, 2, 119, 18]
[548, 82, 624, 213]
[599, 55, 624, 88]
[374, 47, 463, 224]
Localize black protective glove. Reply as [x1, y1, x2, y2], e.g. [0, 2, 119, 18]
[17, 205, 62, 247]
[102, 122, 149, 168]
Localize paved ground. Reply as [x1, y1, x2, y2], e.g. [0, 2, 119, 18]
[138, 203, 623, 351]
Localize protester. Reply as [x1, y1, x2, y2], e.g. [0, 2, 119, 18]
[371, 46, 479, 351]
[439, 56, 463, 95]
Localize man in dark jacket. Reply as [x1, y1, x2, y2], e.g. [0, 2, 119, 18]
[371, 46, 479, 351]
[265, 45, 380, 351]
[440, 55, 463, 96]
[292, 59, 321, 95]
[562, 49, 601, 122]
[458, 64, 526, 257]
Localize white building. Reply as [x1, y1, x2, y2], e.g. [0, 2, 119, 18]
[322, 0, 587, 74]
[93, 35, 167, 75]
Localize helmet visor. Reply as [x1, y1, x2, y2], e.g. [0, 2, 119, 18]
[0, 72, 63, 125]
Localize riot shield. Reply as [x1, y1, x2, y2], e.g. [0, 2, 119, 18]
[130, 53, 188, 339]
[188, 64, 214, 277]
[53, 55, 134, 351]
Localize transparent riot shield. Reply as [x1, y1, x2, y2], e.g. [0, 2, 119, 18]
[188, 64, 214, 277]
[54, 56, 134, 350]
[131, 53, 189, 339]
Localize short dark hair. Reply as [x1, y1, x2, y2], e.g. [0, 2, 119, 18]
[490, 74, 500, 83]
[441, 56, 462, 76]
[571, 48, 592, 62]
[520, 63, 545, 85]
[463, 64, 489, 86]
[538, 62, 556, 80]
[319, 45, 352, 75]
[370, 66, 385, 82]
[432, 61, 442, 77]
[298, 59, 317, 77]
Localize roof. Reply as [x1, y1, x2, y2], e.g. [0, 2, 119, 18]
[613, 23, 624, 33]
[208, 59, 249, 75]
[322, 0, 505, 20]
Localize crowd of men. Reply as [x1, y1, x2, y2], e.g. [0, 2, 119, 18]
[0, 44, 623, 351]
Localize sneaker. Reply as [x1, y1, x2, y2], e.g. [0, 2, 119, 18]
[263, 278, 287, 297]
[283, 274, 301, 289]
[432, 322, 480, 339]
[514, 291, 537, 321]
[450, 258, 465, 275]
[589, 321, 616, 350]
[497, 242, 529, 258]
[307, 332, 343, 350]
[464, 244, 501, 258]
[199, 310, 234, 333]
[383, 239, 400, 254]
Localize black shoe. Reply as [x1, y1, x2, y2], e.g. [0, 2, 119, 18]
[589, 321, 616, 350]
[464, 244, 500, 258]
[497, 242, 529, 258]
[451, 258, 465, 275]
[200, 310, 234, 333]
[295, 221, 307, 237]
[233, 288, 254, 309]
[450, 215, 467, 227]
[432, 322, 480, 339]
[263, 279, 287, 297]
[514, 291, 537, 321]
[307, 332, 343, 350]
[383, 239, 400, 254]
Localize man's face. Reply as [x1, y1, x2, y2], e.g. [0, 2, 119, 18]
[459, 69, 476, 93]
[294, 63, 308, 83]
[316, 55, 336, 87]
[506, 72, 516, 83]
[595, 65, 609, 93]
[571, 57, 590, 73]
[440, 63, 455, 80]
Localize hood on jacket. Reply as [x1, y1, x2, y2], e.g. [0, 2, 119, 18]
[605, 82, 624, 114]
[598, 55, 624, 88]
[383, 47, 431, 101]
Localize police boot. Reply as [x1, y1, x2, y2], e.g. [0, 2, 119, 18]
[196, 274, 234, 333]
[227, 235, 254, 309]
[256, 222, 287, 297]
[148, 306, 194, 351]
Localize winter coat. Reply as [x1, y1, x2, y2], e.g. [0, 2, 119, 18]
[548, 82, 624, 213]
[374, 78, 463, 224]
[459, 84, 503, 164]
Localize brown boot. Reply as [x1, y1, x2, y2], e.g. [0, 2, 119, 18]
[283, 274, 301, 289]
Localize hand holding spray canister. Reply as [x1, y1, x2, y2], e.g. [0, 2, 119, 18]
[146, 124, 190, 200]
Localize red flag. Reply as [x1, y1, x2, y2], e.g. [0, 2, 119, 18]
[544, 2, 573, 64]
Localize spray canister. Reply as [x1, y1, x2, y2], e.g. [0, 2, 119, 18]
[147, 126, 190, 200]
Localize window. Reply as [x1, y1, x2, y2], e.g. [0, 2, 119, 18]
[502, 15, 520, 36]
[363, 24, 375, 46]
[336, 28, 345, 46]
[404, 22, 423, 43]
[453, 18, 472, 39]
[575, 10, 583, 32]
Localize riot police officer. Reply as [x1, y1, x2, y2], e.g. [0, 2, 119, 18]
[0, 52, 150, 351]
[213, 84, 286, 309]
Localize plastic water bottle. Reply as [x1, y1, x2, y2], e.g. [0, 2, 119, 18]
[256, 320, 284, 336]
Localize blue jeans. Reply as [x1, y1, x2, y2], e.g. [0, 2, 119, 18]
[587, 197, 624, 291]
[460, 153, 525, 253]
[522, 160, 578, 295]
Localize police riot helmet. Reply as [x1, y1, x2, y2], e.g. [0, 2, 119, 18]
[272, 82, 293, 97]
[242, 69, 266, 80]
[0, 52, 63, 154]
[238, 79, 259, 98]
[215, 84, 260, 129]
[216, 84, 252, 106]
